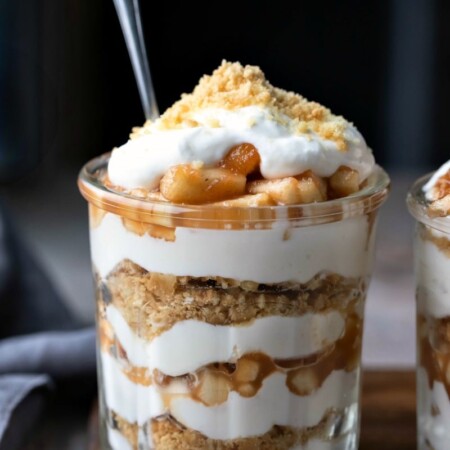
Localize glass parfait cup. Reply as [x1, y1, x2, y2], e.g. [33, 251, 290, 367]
[408, 176, 450, 450]
[79, 154, 389, 450]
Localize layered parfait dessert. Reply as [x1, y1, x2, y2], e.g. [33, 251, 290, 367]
[79, 62, 389, 449]
[409, 161, 450, 450]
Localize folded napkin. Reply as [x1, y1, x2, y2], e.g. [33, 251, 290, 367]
[0, 203, 97, 450]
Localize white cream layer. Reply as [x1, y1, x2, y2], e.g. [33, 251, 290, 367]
[107, 426, 133, 450]
[106, 304, 346, 376]
[101, 351, 357, 440]
[416, 229, 450, 317]
[102, 351, 165, 425]
[417, 368, 450, 450]
[108, 106, 374, 190]
[91, 212, 371, 283]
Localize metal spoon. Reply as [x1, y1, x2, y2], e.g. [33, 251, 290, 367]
[113, 0, 159, 120]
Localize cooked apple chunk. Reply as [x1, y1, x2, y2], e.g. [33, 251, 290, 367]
[209, 193, 275, 207]
[248, 171, 326, 205]
[195, 370, 231, 406]
[329, 166, 360, 198]
[160, 164, 246, 204]
[219, 143, 261, 176]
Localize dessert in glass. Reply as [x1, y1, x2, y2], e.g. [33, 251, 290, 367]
[408, 161, 450, 450]
[79, 62, 389, 450]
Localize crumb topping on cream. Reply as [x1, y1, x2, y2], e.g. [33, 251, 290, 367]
[131, 61, 349, 151]
[108, 61, 374, 193]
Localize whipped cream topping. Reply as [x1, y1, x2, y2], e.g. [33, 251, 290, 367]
[424, 160, 450, 201]
[108, 106, 374, 190]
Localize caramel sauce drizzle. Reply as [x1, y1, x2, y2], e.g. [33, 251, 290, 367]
[121, 217, 175, 242]
[286, 313, 360, 396]
[98, 314, 153, 386]
[420, 223, 450, 258]
[418, 314, 450, 398]
[89, 201, 176, 242]
[89, 203, 107, 229]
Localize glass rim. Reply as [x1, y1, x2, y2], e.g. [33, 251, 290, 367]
[78, 152, 390, 227]
[407, 172, 450, 234]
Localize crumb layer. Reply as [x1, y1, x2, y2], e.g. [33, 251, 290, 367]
[108, 410, 340, 450]
[96, 259, 366, 340]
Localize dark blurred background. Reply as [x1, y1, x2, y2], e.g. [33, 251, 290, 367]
[0, 0, 445, 179]
[0, 0, 441, 365]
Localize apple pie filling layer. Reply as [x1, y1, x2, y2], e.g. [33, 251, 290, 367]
[99, 305, 361, 401]
[97, 301, 361, 439]
[101, 347, 358, 440]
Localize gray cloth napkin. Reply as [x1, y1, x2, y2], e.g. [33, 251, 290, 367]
[0, 329, 96, 377]
[0, 203, 97, 450]
[0, 375, 51, 450]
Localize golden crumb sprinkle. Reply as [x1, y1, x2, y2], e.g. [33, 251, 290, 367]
[430, 171, 450, 201]
[428, 170, 450, 217]
[133, 61, 349, 150]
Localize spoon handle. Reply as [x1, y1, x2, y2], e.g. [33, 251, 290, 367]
[113, 0, 159, 120]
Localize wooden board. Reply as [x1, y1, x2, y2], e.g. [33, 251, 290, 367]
[360, 370, 416, 449]
[89, 370, 416, 449]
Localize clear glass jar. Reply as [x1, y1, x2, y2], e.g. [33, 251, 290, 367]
[408, 176, 450, 450]
[79, 154, 389, 450]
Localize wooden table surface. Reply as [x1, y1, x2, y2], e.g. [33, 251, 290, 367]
[87, 370, 416, 450]
[360, 371, 415, 449]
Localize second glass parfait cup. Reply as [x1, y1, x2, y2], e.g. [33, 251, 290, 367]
[408, 176, 450, 450]
[79, 155, 389, 450]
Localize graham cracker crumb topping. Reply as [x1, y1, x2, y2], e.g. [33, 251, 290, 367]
[133, 61, 349, 150]
[428, 170, 450, 217]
